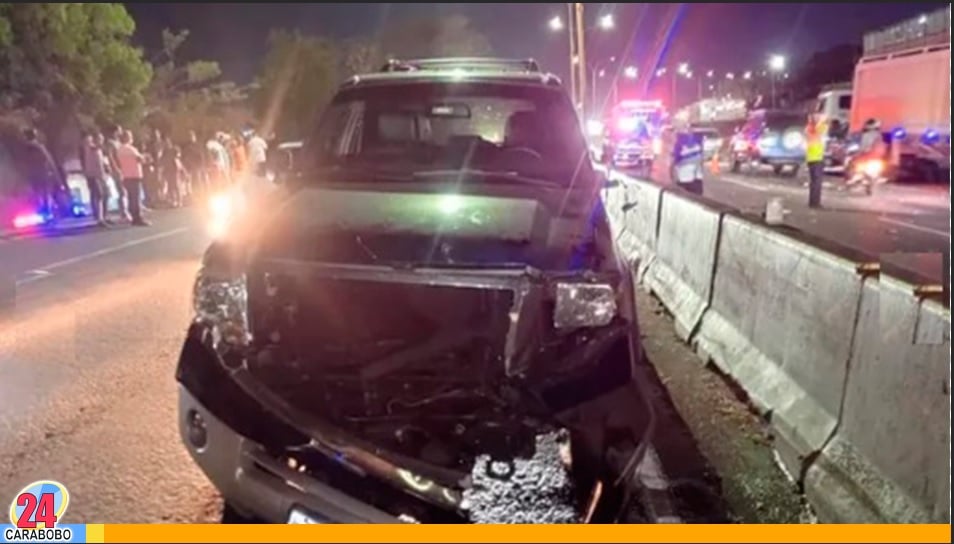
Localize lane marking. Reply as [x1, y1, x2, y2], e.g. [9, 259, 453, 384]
[14, 227, 190, 286]
[878, 217, 950, 239]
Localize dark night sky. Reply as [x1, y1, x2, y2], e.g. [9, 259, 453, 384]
[126, 2, 948, 84]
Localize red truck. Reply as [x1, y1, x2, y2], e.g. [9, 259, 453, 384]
[847, 6, 951, 182]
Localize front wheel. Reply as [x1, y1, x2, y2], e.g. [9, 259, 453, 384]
[222, 502, 261, 524]
[730, 157, 741, 173]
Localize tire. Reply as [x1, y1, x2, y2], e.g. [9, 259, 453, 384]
[730, 158, 741, 173]
[773, 164, 784, 175]
[221, 502, 261, 524]
[787, 164, 801, 177]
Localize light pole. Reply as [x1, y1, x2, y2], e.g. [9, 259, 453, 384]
[590, 56, 616, 115]
[672, 62, 689, 108]
[550, 5, 616, 115]
[768, 54, 786, 107]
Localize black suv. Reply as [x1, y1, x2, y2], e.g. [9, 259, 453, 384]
[176, 58, 646, 524]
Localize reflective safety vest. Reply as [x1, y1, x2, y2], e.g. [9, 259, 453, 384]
[806, 120, 827, 163]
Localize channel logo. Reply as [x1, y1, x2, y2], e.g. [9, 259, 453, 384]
[3, 481, 77, 544]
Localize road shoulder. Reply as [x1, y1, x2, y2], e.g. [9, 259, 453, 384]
[636, 290, 813, 523]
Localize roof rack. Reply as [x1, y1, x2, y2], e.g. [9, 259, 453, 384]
[380, 57, 541, 74]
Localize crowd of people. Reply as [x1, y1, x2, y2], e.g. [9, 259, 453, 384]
[21, 125, 271, 228]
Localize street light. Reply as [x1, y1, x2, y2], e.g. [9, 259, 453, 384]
[655, 67, 667, 77]
[678, 62, 690, 75]
[743, 71, 752, 80]
[623, 66, 638, 79]
[726, 72, 735, 80]
[706, 69, 714, 78]
[598, 13, 615, 30]
[548, 16, 564, 31]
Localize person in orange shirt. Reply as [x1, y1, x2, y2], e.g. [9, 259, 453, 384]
[229, 135, 248, 180]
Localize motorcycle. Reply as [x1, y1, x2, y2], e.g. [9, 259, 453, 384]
[844, 154, 887, 196]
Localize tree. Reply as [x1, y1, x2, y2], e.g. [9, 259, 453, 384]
[0, 4, 151, 155]
[340, 37, 384, 78]
[255, 29, 339, 140]
[144, 28, 252, 140]
[378, 15, 493, 60]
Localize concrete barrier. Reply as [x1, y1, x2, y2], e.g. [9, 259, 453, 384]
[646, 192, 722, 341]
[804, 276, 951, 523]
[613, 175, 663, 284]
[694, 215, 864, 481]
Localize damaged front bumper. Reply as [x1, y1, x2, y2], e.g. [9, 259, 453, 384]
[178, 259, 639, 522]
[178, 385, 405, 523]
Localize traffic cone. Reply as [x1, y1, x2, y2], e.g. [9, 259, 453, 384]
[709, 152, 721, 174]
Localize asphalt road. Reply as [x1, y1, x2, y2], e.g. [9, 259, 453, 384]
[705, 168, 949, 286]
[633, 162, 950, 286]
[0, 209, 222, 523]
[0, 205, 798, 524]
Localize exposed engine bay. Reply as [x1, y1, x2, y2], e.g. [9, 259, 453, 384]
[187, 184, 646, 518]
[242, 258, 632, 488]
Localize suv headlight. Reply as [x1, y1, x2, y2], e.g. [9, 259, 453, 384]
[553, 283, 617, 330]
[193, 268, 251, 357]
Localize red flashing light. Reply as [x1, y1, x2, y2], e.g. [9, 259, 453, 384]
[13, 212, 47, 230]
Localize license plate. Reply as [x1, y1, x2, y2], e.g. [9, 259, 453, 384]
[287, 507, 325, 524]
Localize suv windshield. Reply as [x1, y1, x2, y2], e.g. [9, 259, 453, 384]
[304, 81, 590, 186]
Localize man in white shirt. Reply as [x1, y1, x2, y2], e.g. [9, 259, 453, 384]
[115, 130, 150, 226]
[246, 130, 269, 177]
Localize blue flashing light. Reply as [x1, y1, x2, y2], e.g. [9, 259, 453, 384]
[891, 127, 907, 140]
[922, 129, 940, 145]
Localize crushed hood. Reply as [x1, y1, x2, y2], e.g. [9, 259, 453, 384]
[254, 185, 602, 270]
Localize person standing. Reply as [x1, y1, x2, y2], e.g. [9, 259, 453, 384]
[80, 131, 109, 226]
[181, 130, 208, 201]
[246, 129, 269, 178]
[159, 138, 184, 208]
[104, 125, 132, 223]
[670, 122, 705, 195]
[115, 130, 150, 227]
[805, 113, 828, 208]
[22, 128, 68, 220]
[143, 129, 164, 209]
[207, 133, 231, 189]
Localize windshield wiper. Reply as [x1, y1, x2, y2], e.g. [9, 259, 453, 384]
[413, 169, 563, 188]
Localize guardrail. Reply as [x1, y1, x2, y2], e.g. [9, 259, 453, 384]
[602, 172, 951, 523]
[863, 6, 951, 56]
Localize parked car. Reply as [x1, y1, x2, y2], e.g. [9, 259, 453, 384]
[177, 58, 647, 524]
[729, 109, 806, 176]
